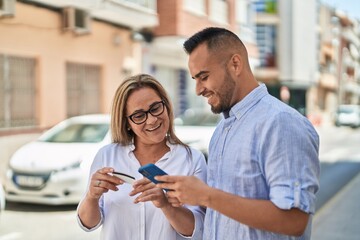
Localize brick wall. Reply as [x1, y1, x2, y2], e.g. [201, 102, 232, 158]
[155, 0, 238, 38]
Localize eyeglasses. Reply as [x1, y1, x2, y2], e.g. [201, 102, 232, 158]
[128, 100, 165, 125]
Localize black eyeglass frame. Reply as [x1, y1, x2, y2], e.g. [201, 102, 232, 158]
[127, 100, 166, 125]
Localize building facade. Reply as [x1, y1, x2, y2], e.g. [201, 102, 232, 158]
[146, 0, 258, 116]
[1, 0, 359, 133]
[317, 3, 360, 123]
[254, 0, 319, 116]
[0, 0, 158, 132]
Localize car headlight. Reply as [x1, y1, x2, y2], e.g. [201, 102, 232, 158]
[55, 161, 81, 173]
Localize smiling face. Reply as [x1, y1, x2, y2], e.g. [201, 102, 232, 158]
[188, 43, 237, 114]
[126, 87, 169, 147]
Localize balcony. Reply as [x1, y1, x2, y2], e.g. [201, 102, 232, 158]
[254, 0, 279, 24]
[29, 0, 158, 29]
[254, 0, 277, 14]
[92, 0, 158, 29]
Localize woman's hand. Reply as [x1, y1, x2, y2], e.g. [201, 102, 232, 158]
[87, 167, 124, 200]
[166, 194, 183, 208]
[130, 178, 169, 208]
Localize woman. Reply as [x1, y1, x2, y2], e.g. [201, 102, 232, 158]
[77, 74, 206, 239]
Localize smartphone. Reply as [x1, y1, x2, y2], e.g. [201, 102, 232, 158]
[112, 171, 135, 184]
[138, 163, 168, 185]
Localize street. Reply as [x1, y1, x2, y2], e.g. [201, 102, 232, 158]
[0, 203, 100, 240]
[0, 124, 360, 239]
[315, 125, 360, 210]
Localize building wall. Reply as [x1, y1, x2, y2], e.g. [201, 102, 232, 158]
[278, 0, 318, 86]
[154, 0, 179, 36]
[151, 0, 240, 115]
[0, 1, 139, 129]
[254, 0, 319, 115]
[155, 0, 238, 37]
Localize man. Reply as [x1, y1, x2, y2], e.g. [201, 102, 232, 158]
[157, 27, 320, 239]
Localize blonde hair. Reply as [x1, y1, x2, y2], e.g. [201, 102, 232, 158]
[111, 74, 189, 151]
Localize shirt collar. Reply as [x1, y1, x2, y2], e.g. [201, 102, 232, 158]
[125, 140, 176, 161]
[225, 83, 268, 120]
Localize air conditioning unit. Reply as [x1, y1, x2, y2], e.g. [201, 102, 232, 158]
[62, 7, 91, 34]
[0, 0, 15, 17]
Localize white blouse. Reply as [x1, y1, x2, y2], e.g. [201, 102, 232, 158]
[77, 142, 207, 240]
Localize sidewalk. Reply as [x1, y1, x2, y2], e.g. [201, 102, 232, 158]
[312, 171, 360, 240]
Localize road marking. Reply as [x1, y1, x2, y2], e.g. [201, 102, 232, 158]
[0, 232, 23, 240]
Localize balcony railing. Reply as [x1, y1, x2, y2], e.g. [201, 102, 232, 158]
[254, 0, 277, 14]
[113, 0, 156, 12]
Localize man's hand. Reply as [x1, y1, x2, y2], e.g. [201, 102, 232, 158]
[130, 178, 169, 208]
[156, 175, 210, 207]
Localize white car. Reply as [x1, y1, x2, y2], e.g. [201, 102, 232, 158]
[174, 109, 221, 159]
[5, 114, 111, 205]
[334, 105, 360, 128]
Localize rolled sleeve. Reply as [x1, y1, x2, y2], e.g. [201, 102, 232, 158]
[262, 112, 320, 214]
[269, 181, 317, 214]
[76, 192, 105, 232]
[191, 207, 205, 239]
[176, 205, 205, 239]
[76, 208, 103, 232]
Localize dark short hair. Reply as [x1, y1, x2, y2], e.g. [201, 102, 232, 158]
[183, 27, 244, 55]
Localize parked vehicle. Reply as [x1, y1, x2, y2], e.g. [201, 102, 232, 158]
[5, 114, 111, 205]
[334, 105, 360, 128]
[5, 109, 221, 205]
[174, 109, 222, 159]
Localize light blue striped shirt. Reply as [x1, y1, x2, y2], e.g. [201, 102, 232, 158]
[204, 84, 320, 240]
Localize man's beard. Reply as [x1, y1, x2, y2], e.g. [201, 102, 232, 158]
[210, 71, 236, 114]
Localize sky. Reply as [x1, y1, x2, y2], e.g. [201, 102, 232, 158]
[321, 0, 360, 20]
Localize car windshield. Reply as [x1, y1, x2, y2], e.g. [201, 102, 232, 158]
[175, 109, 221, 126]
[338, 107, 358, 114]
[39, 123, 109, 143]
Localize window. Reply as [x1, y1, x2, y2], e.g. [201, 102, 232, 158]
[183, 0, 206, 15]
[152, 66, 205, 116]
[151, 65, 178, 109]
[0, 54, 37, 128]
[40, 123, 109, 143]
[256, 24, 277, 67]
[66, 63, 101, 117]
[210, 0, 228, 24]
[184, 70, 207, 111]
